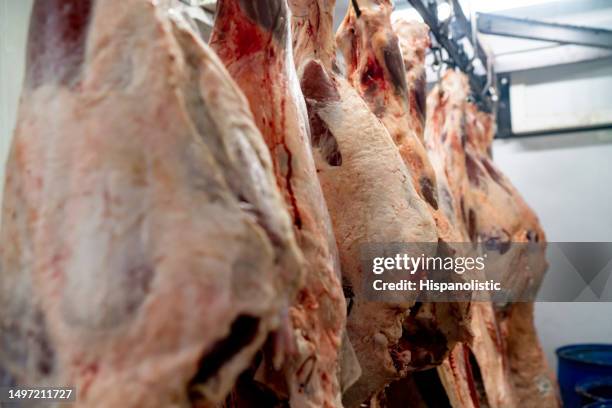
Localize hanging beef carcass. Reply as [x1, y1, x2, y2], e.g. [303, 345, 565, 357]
[425, 70, 520, 408]
[213, 2, 433, 403]
[210, 1, 349, 406]
[212, 0, 435, 405]
[393, 19, 472, 243]
[425, 70, 559, 407]
[392, 19, 431, 143]
[290, 0, 441, 406]
[391, 21, 486, 408]
[464, 102, 559, 408]
[336, 1, 471, 392]
[0, 0, 305, 406]
[337, 1, 440, 218]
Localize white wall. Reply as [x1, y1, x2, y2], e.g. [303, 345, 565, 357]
[494, 130, 612, 370]
[0, 0, 33, 204]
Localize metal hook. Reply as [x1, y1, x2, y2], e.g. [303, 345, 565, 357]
[351, 0, 362, 18]
[480, 54, 493, 97]
[431, 46, 444, 83]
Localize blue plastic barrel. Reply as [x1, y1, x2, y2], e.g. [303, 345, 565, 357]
[577, 378, 612, 405]
[583, 402, 612, 408]
[556, 344, 612, 407]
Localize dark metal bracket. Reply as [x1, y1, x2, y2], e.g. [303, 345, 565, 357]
[406, 0, 497, 113]
[496, 74, 512, 139]
[477, 13, 612, 50]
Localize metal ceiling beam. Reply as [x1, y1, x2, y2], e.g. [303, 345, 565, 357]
[494, 45, 612, 73]
[477, 13, 612, 50]
[495, 0, 612, 20]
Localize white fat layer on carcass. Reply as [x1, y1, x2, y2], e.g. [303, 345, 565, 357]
[315, 79, 437, 243]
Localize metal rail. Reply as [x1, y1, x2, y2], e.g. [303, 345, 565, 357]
[477, 13, 612, 50]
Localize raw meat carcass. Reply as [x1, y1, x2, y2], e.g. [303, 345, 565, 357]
[210, 1, 348, 406]
[290, 0, 440, 406]
[437, 303, 514, 408]
[393, 19, 431, 143]
[336, 0, 470, 384]
[337, 2, 440, 218]
[0, 0, 304, 407]
[425, 70, 558, 407]
[423, 71, 473, 239]
[426, 70, 519, 408]
[464, 102, 559, 408]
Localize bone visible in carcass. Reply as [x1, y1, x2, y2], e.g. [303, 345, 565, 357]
[425, 70, 559, 407]
[210, 1, 349, 406]
[289, 0, 439, 406]
[0, 1, 304, 407]
[336, 7, 471, 403]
